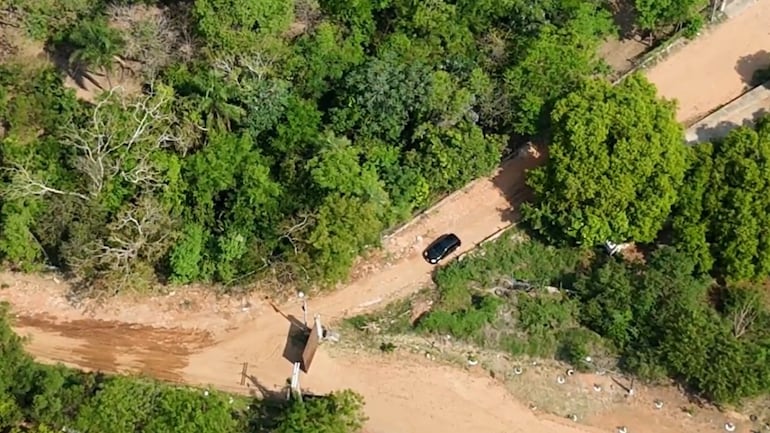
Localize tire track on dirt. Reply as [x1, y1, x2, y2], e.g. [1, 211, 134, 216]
[13, 314, 213, 382]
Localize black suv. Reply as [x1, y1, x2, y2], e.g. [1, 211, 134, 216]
[423, 233, 462, 264]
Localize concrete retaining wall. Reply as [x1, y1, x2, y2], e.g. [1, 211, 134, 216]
[684, 81, 770, 144]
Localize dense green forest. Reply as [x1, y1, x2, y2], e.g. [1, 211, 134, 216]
[0, 303, 366, 433]
[353, 117, 770, 406]
[0, 0, 712, 295]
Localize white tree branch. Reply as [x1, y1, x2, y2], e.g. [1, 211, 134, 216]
[1, 163, 88, 201]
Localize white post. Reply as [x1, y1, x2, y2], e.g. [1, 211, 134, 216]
[289, 362, 302, 401]
[314, 314, 323, 340]
[720, 0, 727, 12]
[298, 291, 308, 327]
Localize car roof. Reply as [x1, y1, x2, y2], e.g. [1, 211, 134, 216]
[432, 233, 459, 248]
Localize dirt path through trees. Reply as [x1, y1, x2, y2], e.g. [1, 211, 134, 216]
[4, 3, 770, 432]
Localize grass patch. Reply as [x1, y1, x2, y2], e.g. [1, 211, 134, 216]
[346, 232, 611, 368]
[435, 233, 586, 293]
[419, 233, 613, 367]
[344, 295, 418, 336]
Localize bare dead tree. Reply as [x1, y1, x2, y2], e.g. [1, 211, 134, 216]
[66, 195, 176, 293]
[0, 162, 88, 201]
[279, 213, 314, 255]
[293, 0, 323, 31]
[105, 3, 133, 22]
[732, 296, 759, 339]
[99, 196, 175, 266]
[62, 86, 178, 197]
[212, 53, 279, 84]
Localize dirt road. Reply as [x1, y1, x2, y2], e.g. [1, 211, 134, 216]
[645, 0, 770, 125]
[3, 3, 770, 432]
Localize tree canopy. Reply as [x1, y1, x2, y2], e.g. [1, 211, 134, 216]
[522, 74, 688, 246]
[671, 116, 770, 281]
[405, 232, 770, 405]
[574, 248, 770, 404]
[0, 0, 621, 294]
[634, 0, 708, 35]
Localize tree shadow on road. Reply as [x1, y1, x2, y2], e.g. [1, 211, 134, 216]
[245, 374, 288, 401]
[688, 107, 769, 144]
[490, 142, 549, 226]
[735, 50, 770, 87]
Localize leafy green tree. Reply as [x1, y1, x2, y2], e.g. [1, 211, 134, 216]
[25, 366, 96, 428]
[193, 0, 293, 51]
[516, 294, 578, 335]
[306, 135, 387, 200]
[0, 392, 23, 430]
[389, 0, 476, 62]
[0, 304, 34, 398]
[572, 246, 770, 403]
[361, 139, 430, 222]
[409, 120, 506, 192]
[503, 2, 614, 134]
[0, 66, 79, 268]
[0, 201, 42, 268]
[669, 144, 714, 275]
[419, 70, 476, 127]
[62, 18, 125, 87]
[271, 391, 366, 433]
[671, 117, 770, 281]
[288, 22, 366, 99]
[170, 66, 247, 131]
[0, 65, 79, 145]
[330, 55, 432, 142]
[522, 74, 687, 246]
[178, 129, 283, 282]
[319, 0, 377, 37]
[6, 0, 97, 40]
[302, 193, 384, 282]
[144, 387, 237, 433]
[573, 259, 639, 350]
[168, 224, 207, 283]
[75, 376, 158, 433]
[634, 0, 707, 35]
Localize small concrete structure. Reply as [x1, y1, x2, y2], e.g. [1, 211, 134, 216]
[685, 81, 770, 144]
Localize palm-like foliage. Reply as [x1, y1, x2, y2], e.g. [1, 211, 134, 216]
[188, 71, 247, 130]
[65, 19, 125, 87]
